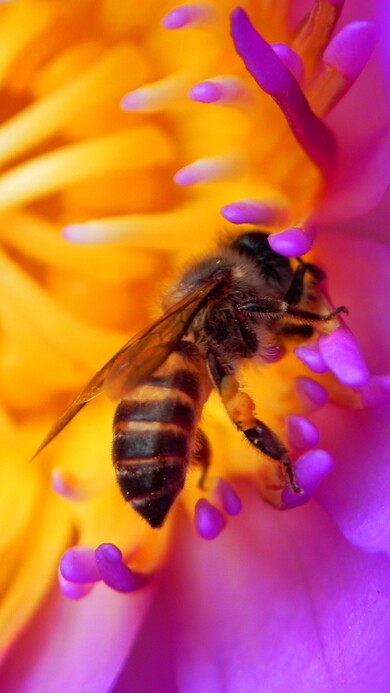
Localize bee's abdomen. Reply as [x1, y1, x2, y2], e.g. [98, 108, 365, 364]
[112, 359, 205, 528]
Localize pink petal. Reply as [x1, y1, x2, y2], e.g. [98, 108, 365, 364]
[1, 583, 154, 692]
[121, 484, 390, 691]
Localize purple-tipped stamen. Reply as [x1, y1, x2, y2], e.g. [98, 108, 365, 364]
[60, 546, 101, 584]
[295, 375, 329, 410]
[323, 21, 377, 83]
[174, 156, 236, 185]
[221, 199, 287, 225]
[161, 3, 215, 30]
[282, 449, 334, 509]
[58, 571, 95, 600]
[230, 8, 337, 177]
[358, 374, 390, 408]
[189, 76, 249, 105]
[318, 325, 370, 386]
[194, 498, 226, 540]
[268, 226, 315, 257]
[95, 543, 145, 593]
[214, 478, 242, 516]
[271, 43, 305, 84]
[286, 414, 320, 451]
[295, 343, 329, 374]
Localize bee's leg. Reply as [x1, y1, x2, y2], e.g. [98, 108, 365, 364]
[284, 261, 325, 305]
[207, 353, 302, 495]
[238, 298, 347, 323]
[193, 428, 211, 489]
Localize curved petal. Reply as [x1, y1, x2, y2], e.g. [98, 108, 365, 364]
[1, 582, 155, 693]
[157, 485, 390, 692]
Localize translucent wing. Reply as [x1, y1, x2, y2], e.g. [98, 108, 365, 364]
[32, 275, 222, 459]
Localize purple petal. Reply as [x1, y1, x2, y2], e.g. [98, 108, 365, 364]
[1, 583, 154, 693]
[318, 325, 370, 387]
[153, 485, 390, 691]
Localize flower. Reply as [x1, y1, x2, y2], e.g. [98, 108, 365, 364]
[0, 1, 390, 691]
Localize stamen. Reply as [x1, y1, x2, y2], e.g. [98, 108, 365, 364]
[318, 325, 370, 386]
[60, 547, 101, 584]
[194, 498, 226, 540]
[295, 343, 329, 374]
[268, 225, 315, 257]
[323, 21, 377, 83]
[221, 199, 287, 225]
[295, 376, 329, 410]
[94, 543, 145, 593]
[271, 44, 305, 84]
[52, 468, 91, 501]
[358, 375, 390, 408]
[0, 127, 173, 212]
[214, 478, 242, 516]
[58, 572, 95, 601]
[282, 449, 334, 509]
[286, 414, 320, 450]
[174, 155, 239, 186]
[230, 8, 338, 177]
[189, 77, 250, 106]
[161, 3, 217, 30]
[292, 0, 344, 74]
[121, 73, 191, 112]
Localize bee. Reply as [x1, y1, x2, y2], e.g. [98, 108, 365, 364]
[34, 231, 346, 528]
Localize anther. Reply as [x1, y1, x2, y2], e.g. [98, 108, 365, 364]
[282, 449, 334, 509]
[189, 77, 250, 106]
[221, 199, 287, 226]
[174, 155, 239, 186]
[52, 468, 90, 501]
[268, 226, 315, 257]
[58, 571, 94, 600]
[318, 325, 370, 386]
[161, 3, 217, 30]
[323, 21, 377, 83]
[60, 546, 101, 584]
[214, 478, 242, 516]
[194, 498, 226, 540]
[295, 376, 329, 410]
[286, 414, 320, 451]
[295, 343, 328, 374]
[95, 543, 145, 593]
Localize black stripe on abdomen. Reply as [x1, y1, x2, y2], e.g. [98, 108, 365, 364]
[143, 369, 200, 400]
[114, 398, 194, 431]
[113, 428, 188, 460]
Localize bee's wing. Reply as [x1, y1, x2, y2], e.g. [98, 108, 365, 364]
[32, 276, 221, 460]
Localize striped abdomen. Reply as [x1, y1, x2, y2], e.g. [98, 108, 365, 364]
[112, 343, 210, 528]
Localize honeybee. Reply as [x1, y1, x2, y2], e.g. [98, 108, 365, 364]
[34, 231, 346, 527]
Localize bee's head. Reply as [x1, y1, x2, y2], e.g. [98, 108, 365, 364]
[229, 230, 293, 290]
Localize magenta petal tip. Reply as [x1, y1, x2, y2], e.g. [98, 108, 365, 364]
[295, 343, 328, 374]
[215, 479, 242, 516]
[295, 376, 329, 410]
[286, 414, 320, 451]
[60, 546, 100, 584]
[282, 449, 334, 508]
[95, 543, 143, 593]
[268, 227, 314, 257]
[194, 499, 226, 539]
[318, 326, 370, 386]
[324, 21, 377, 82]
[161, 3, 214, 29]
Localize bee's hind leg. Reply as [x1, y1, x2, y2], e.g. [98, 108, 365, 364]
[193, 428, 211, 489]
[207, 352, 302, 497]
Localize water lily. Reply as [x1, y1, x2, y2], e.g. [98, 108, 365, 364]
[0, 1, 389, 691]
